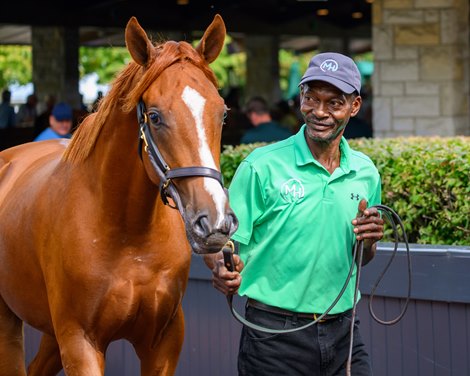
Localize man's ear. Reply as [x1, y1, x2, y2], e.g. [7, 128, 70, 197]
[350, 95, 362, 117]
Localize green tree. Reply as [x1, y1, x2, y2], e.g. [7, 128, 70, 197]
[0, 41, 322, 98]
[0, 45, 32, 89]
[80, 35, 247, 92]
[194, 34, 246, 96]
[279, 50, 314, 100]
[79, 46, 130, 84]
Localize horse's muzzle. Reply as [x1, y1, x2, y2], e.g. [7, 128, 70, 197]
[186, 210, 238, 254]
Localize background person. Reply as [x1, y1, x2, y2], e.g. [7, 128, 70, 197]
[0, 89, 16, 129]
[204, 52, 384, 376]
[240, 96, 292, 144]
[221, 87, 252, 146]
[16, 93, 38, 128]
[34, 94, 56, 138]
[34, 102, 73, 141]
[272, 98, 301, 133]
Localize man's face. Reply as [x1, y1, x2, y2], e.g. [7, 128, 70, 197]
[300, 81, 361, 143]
[50, 115, 72, 136]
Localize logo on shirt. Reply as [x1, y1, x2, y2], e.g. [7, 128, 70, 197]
[350, 193, 360, 201]
[280, 179, 305, 203]
[320, 59, 339, 72]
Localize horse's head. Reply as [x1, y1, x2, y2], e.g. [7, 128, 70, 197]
[124, 15, 238, 254]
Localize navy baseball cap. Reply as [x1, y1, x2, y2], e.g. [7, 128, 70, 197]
[299, 52, 362, 94]
[52, 102, 73, 121]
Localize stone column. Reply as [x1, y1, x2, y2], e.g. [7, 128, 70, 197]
[244, 35, 282, 107]
[32, 26, 81, 110]
[372, 0, 470, 136]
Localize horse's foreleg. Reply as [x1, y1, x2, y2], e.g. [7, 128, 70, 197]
[0, 298, 26, 376]
[27, 333, 62, 376]
[54, 328, 106, 376]
[136, 307, 185, 376]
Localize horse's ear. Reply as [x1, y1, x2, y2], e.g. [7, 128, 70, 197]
[125, 16, 153, 66]
[196, 14, 226, 64]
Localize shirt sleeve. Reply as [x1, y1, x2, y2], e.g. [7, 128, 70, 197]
[228, 160, 265, 245]
[369, 174, 382, 207]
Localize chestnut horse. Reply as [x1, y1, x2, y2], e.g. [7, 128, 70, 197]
[0, 15, 237, 375]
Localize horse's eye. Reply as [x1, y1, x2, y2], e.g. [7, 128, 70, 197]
[148, 111, 162, 126]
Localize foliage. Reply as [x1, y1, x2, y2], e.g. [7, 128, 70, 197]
[0, 45, 32, 89]
[220, 143, 264, 187]
[79, 46, 130, 84]
[220, 137, 470, 246]
[81, 34, 248, 90]
[0, 38, 317, 98]
[278, 50, 314, 99]
[190, 34, 247, 96]
[0, 45, 129, 89]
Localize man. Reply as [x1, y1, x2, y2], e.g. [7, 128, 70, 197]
[0, 89, 16, 129]
[204, 52, 384, 376]
[16, 93, 38, 128]
[240, 96, 292, 144]
[34, 102, 73, 141]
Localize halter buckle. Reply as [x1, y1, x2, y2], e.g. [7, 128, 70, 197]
[140, 126, 149, 152]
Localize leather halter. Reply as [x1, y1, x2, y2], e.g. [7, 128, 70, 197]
[137, 100, 224, 213]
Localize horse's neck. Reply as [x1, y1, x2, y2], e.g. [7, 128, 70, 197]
[88, 110, 162, 228]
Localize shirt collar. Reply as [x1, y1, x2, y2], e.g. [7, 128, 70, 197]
[294, 124, 357, 173]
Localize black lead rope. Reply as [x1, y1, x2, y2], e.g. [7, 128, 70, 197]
[346, 204, 412, 375]
[223, 204, 412, 374]
[222, 240, 359, 334]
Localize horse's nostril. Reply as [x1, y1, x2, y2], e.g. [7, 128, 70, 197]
[194, 213, 238, 237]
[218, 213, 237, 236]
[229, 213, 239, 235]
[195, 215, 211, 237]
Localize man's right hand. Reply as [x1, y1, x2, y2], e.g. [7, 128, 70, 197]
[203, 252, 244, 296]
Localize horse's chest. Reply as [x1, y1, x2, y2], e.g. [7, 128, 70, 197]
[102, 269, 186, 322]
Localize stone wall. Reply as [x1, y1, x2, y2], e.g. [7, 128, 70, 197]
[372, 0, 470, 136]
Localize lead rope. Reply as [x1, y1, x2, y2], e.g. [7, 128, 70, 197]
[222, 240, 359, 334]
[222, 204, 412, 372]
[346, 205, 412, 376]
[346, 239, 364, 376]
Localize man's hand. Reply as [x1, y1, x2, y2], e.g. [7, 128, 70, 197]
[351, 199, 384, 265]
[203, 252, 244, 296]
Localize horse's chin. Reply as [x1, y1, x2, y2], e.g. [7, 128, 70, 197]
[186, 233, 230, 255]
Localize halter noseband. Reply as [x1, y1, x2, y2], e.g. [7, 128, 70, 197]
[137, 100, 224, 212]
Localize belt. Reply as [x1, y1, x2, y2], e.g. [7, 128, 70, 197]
[247, 298, 350, 322]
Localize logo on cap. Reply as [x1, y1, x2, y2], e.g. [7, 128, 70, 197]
[320, 59, 339, 72]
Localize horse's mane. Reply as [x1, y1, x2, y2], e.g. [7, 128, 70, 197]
[63, 40, 219, 163]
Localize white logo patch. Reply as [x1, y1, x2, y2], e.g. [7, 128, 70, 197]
[320, 59, 339, 72]
[280, 179, 305, 203]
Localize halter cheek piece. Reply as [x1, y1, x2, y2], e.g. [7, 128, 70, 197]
[137, 100, 224, 213]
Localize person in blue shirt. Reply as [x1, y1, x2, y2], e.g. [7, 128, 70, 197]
[240, 96, 292, 144]
[34, 102, 73, 141]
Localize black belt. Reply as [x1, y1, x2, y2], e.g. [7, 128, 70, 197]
[247, 298, 350, 322]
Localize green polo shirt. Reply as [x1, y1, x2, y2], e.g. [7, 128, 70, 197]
[229, 125, 381, 314]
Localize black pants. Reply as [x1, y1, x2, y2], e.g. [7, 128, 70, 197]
[238, 306, 372, 376]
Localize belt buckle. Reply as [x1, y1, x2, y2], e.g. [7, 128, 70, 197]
[313, 313, 326, 323]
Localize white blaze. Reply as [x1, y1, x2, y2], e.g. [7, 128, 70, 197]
[181, 86, 227, 226]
